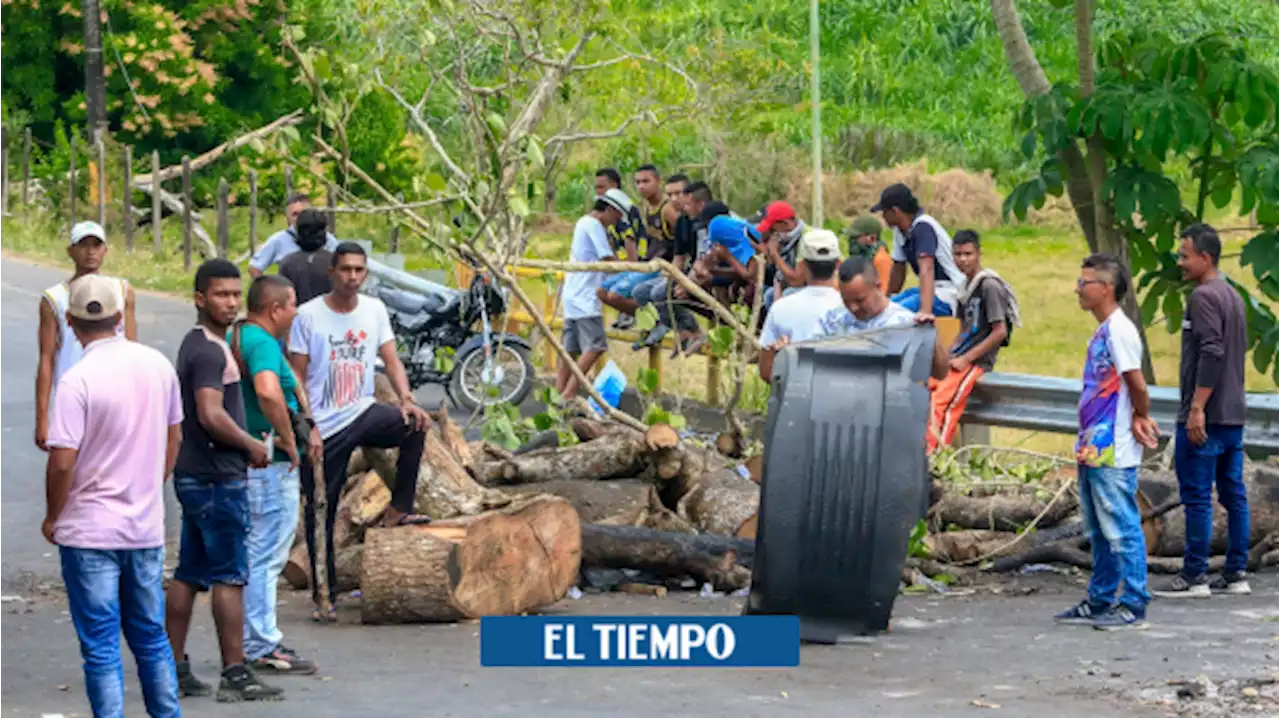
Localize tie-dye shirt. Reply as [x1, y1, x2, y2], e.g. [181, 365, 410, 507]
[1076, 309, 1144, 468]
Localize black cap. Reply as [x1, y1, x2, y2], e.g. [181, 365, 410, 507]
[698, 201, 731, 225]
[870, 183, 915, 212]
[746, 204, 768, 225]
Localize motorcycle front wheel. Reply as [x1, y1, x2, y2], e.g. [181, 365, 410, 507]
[448, 342, 534, 411]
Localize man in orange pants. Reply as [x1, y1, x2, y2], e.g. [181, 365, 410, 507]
[928, 230, 1019, 452]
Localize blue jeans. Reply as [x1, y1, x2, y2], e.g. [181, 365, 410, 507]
[602, 271, 660, 299]
[60, 547, 180, 718]
[1078, 464, 1150, 612]
[244, 462, 301, 660]
[1175, 423, 1249, 576]
[173, 476, 251, 590]
[891, 287, 953, 317]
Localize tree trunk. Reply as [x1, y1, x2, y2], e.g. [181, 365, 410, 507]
[341, 470, 391, 528]
[498, 430, 647, 484]
[283, 544, 363, 592]
[924, 530, 1022, 562]
[930, 492, 1079, 532]
[414, 428, 511, 519]
[579, 523, 753, 592]
[503, 479, 657, 526]
[675, 468, 759, 537]
[1147, 466, 1279, 557]
[360, 496, 581, 624]
[82, 0, 106, 136]
[433, 405, 475, 475]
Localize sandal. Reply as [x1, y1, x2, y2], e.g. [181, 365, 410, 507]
[310, 604, 338, 623]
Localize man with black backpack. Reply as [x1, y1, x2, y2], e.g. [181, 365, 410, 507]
[277, 209, 333, 305]
[927, 230, 1020, 453]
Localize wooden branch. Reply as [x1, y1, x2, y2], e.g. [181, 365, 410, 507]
[132, 111, 303, 186]
[376, 70, 473, 186]
[545, 111, 656, 147]
[325, 196, 460, 214]
[132, 182, 217, 258]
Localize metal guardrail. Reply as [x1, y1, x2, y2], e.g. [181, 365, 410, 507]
[965, 372, 1280, 455]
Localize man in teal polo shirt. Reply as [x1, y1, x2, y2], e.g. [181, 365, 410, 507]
[231, 275, 321, 675]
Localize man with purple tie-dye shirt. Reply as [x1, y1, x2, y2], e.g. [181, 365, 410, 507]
[1054, 254, 1160, 632]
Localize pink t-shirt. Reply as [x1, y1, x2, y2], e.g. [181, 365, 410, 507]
[47, 336, 183, 549]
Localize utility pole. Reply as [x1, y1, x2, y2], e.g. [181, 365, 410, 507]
[82, 0, 107, 137]
[809, 0, 823, 227]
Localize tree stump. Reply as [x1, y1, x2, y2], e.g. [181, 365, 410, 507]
[675, 468, 760, 537]
[360, 496, 582, 624]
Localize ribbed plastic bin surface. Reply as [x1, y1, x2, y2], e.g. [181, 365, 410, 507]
[746, 326, 935, 643]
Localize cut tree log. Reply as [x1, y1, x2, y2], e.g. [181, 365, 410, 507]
[675, 468, 759, 537]
[414, 428, 511, 519]
[930, 492, 1078, 532]
[1145, 465, 1279, 557]
[570, 417, 613, 442]
[714, 429, 746, 458]
[744, 454, 763, 485]
[433, 404, 475, 475]
[360, 496, 581, 624]
[503, 479, 657, 526]
[924, 530, 1021, 563]
[579, 523, 753, 592]
[342, 470, 391, 528]
[498, 430, 647, 485]
[283, 544, 364, 592]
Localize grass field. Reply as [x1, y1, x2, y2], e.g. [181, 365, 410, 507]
[5, 205, 1273, 455]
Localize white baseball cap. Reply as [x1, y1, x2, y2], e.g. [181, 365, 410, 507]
[598, 188, 634, 216]
[69, 220, 107, 246]
[67, 274, 122, 320]
[799, 229, 843, 262]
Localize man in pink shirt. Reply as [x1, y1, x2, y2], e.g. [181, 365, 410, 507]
[44, 274, 184, 718]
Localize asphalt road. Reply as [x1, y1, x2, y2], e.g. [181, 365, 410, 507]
[2, 256, 1277, 718]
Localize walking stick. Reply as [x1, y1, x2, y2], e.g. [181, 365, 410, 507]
[312, 458, 332, 621]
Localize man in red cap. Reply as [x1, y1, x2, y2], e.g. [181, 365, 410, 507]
[755, 201, 811, 309]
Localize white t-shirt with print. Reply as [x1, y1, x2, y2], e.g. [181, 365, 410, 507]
[817, 299, 916, 337]
[760, 286, 846, 345]
[563, 215, 615, 320]
[288, 295, 395, 438]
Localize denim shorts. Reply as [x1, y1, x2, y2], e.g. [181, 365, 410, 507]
[173, 475, 251, 590]
[602, 271, 660, 299]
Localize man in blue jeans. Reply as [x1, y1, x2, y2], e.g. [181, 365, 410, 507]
[1055, 254, 1159, 630]
[1154, 224, 1251, 598]
[167, 259, 281, 701]
[230, 275, 322, 673]
[44, 275, 184, 717]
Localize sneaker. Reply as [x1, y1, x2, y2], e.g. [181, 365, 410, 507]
[249, 644, 319, 675]
[632, 324, 669, 350]
[1209, 571, 1252, 595]
[1093, 606, 1149, 631]
[1152, 573, 1211, 599]
[176, 657, 213, 698]
[1054, 600, 1113, 626]
[611, 314, 636, 330]
[216, 664, 284, 702]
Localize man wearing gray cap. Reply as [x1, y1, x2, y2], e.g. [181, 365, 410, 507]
[556, 188, 628, 398]
[44, 274, 183, 718]
[36, 221, 137, 452]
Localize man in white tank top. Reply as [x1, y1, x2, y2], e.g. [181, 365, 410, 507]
[872, 183, 965, 319]
[35, 221, 137, 451]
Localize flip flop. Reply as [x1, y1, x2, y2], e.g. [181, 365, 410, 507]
[310, 604, 338, 623]
[392, 513, 433, 526]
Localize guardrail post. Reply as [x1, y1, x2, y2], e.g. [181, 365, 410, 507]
[542, 287, 557, 370]
[648, 345, 662, 395]
[707, 355, 721, 406]
[957, 423, 989, 448]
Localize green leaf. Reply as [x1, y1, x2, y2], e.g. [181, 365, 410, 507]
[313, 53, 332, 81]
[509, 196, 531, 218]
[486, 113, 507, 138]
[424, 173, 448, 193]
[634, 305, 658, 332]
[533, 412, 556, 431]
[635, 368, 660, 396]
[525, 140, 545, 169]
[708, 326, 735, 358]
[1162, 289, 1184, 333]
[1020, 130, 1037, 160]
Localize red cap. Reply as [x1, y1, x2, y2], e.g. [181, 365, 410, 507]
[755, 201, 796, 234]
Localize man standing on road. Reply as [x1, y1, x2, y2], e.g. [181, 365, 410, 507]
[248, 194, 338, 278]
[557, 190, 628, 398]
[1154, 224, 1251, 598]
[36, 220, 137, 451]
[44, 275, 183, 718]
[1055, 254, 1158, 631]
[927, 230, 1019, 453]
[231, 275, 322, 675]
[757, 229, 845, 380]
[288, 243, 434, 619]
[277, 208, 334, 304]
[166, 259, 281, 702]
[873, 183, 965, 318]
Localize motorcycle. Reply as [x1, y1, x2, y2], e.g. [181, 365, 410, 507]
[371, 263, 534, 412]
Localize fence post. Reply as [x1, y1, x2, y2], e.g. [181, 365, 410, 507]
[284, 166, 293, 197]
[122, 146, 134, 252]
[22, 127, 31, 206]
[248, 170, 258, 256]
[181, 156, 192, 271]
[706, 355, 721, 406]
[327, 181, 336, 235]
[542, 285, 557, 370]
[69, 135, 78, 223]
[388, 192, 402, 252]
[151, 151, 162, 254]
[648, 345, 663, 395]
[96, 134, 107, 229]
[216, 178, 229, 258]
[1, 127, 9, 215]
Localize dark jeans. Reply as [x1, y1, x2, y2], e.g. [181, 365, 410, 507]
[1175, 423, 1250, 576]
[60, 546, 180, 718]
[173, 475, 251, 589]
[302, 402, 426, 603]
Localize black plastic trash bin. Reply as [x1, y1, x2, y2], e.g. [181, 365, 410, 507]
[745, 326, 935, 643]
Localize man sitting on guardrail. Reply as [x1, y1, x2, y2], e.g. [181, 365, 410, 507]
[1056, 253, 1159, 631]
[926, 230, 1020, 453]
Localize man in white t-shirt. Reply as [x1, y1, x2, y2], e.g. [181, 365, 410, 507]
[758, 229, 846, 381]
[1054, 253, 1159, 631]
[288, 242, 433, 615]
[557, 188, 630, 398]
